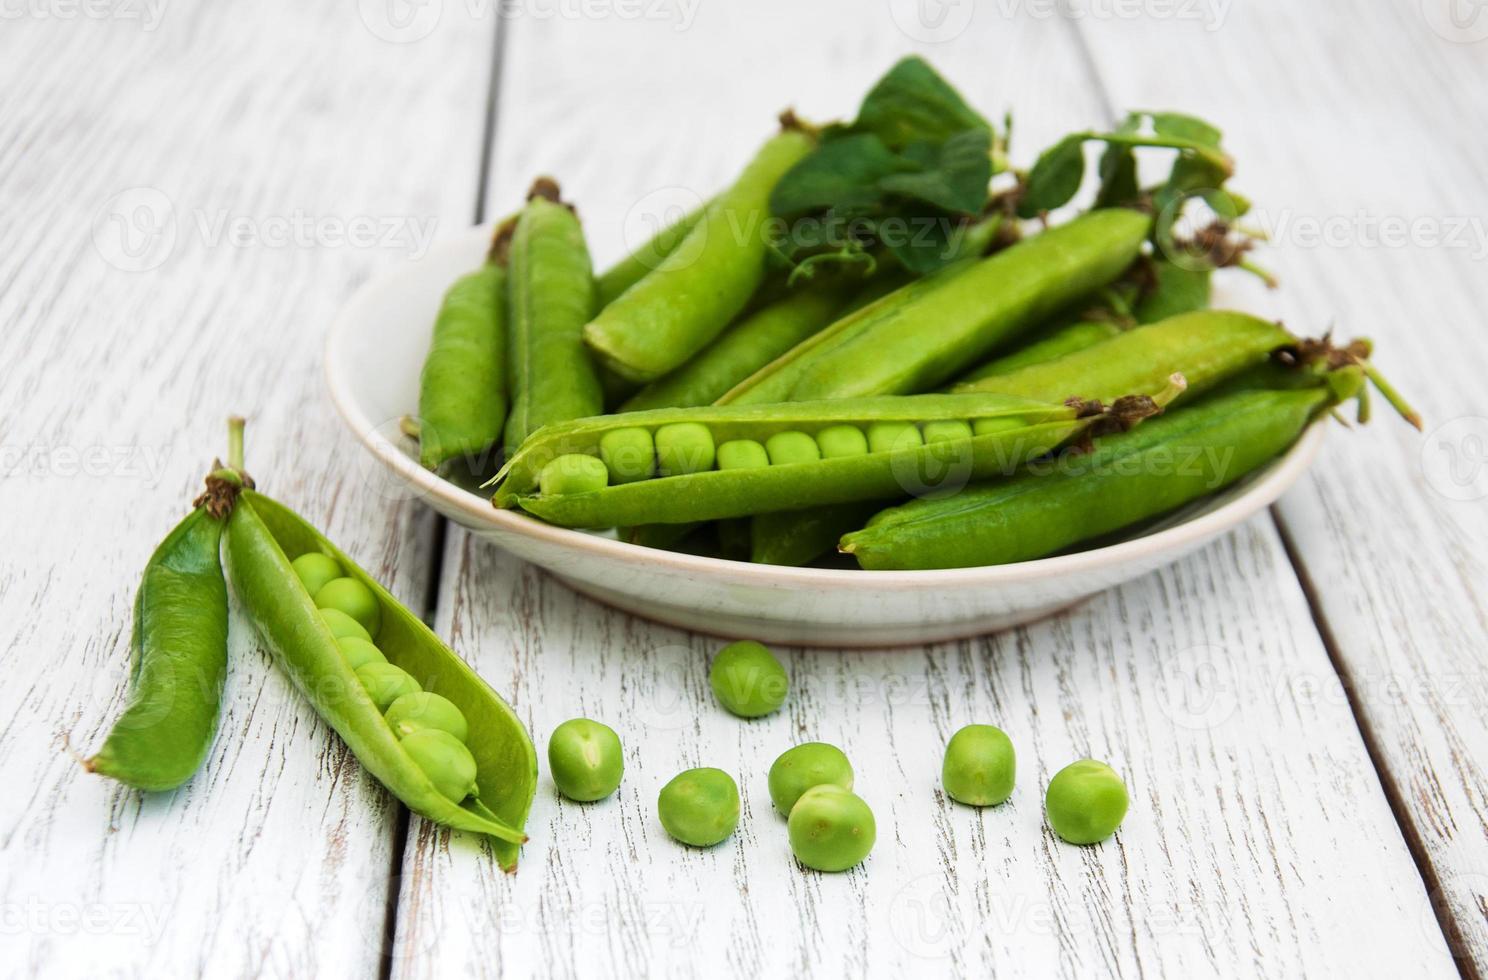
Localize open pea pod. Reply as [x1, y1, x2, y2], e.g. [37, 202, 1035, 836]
[492, 392, 1129, 528]
[224, 490, 536, 870]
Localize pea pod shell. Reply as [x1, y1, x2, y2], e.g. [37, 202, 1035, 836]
[583, 129, 816, 382]
[86, 507, 228, 791]
[417, 262, 507, 470]
[504, 195, 604, 455]
[843, 384, 1341, 569]
[224, 491, 536, 868]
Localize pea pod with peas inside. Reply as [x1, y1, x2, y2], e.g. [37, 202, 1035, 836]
[583, 127, 817, 382]
[225, 488, 537, 869]
[490, 389, 1171, 528]
[503, 179, 605, 456]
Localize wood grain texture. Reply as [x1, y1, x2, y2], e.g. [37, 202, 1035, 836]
[392, 4, 1460, 977]
[1067, 0, 1488, 967]
[0, 2, 490, 975]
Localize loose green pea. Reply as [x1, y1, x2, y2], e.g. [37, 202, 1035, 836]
[539, 453, 609, 496]
[717, 439, 770, 470]
[765, 430, 820, 466]
[658, 767, 739, 847]
[292, 553, 341, 597]
[972, 416, 1024, 437]
[401, 728, 479, 803]
[708, 640, 788, 718]
[922, 419, 974, 444]
[655, 422, 715, 476]
[355, 661, 421, 711]
[866, 421, 924, 454]
[1045, 759, 1128, 845]
[316, 577, 381, 637]
[386, 691, 468, 741]
[942, 724, 1015, 806]
[547, 718, 624, 802]
[816, 424, 868, 458]
[768, 742, 853, 814]
[787, 784, 876, 872]
[337, 636, 388, 671]
[599, 427, 656, 484]
[319, 607, 371, 642]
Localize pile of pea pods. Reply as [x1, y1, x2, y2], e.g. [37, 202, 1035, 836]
[411, 57, 1415, 570]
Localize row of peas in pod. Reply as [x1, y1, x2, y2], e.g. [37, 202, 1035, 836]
[539, 640, 1129, 873]
[540, 415, 1024, 497]
[289, 552, 482, 806]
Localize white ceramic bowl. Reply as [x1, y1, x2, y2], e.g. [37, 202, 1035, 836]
[325, 227, 1323, 647]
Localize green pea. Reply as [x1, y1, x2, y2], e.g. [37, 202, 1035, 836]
[708, 640, 788, 718]
[922, 419, 974, 444]
[657, 767, 739, 847]
[319, 607, 371, 642]
[355, 661, 421, 711]
[547, 718, 624, 802]
[765, 430, 820, 466]
[291, 553, 341, 597]
[941, 724, 1015, 806]
[599, 427, 656, 484]
[815, 424, 868, 458]
[655, 422, 715, 475]
[1045, 759, 1129, 845]
[972, 416, 1024, 437]
[768, 742, 853, 814]
[539, 454, 609, 496]
[716, 439, 770, 470]
[866, 421, 923, 454]
[401, 729, 479, 803]
[315, 577, 381, 637]
[336, 636, 387, 671]
[787, 785, 876, 872]
[386, 692, 468, 741]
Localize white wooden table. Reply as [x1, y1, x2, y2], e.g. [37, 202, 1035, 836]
[5, 2, 1487, 976]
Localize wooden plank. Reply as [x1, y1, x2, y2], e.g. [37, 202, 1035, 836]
[1067, 0, 1488, 967]
[0, 4, 492, 975]
[394, 4, 1455, 976]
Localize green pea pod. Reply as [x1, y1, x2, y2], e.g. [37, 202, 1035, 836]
[773, 209, 1151, 400]
[956, 310, 1292, 402]
[504, 183, 604, 455]
[85, 505, 228, 791]
[224, 490, 536, 869]
[595, 200, 709, 307]
[492, 393, 1120, 528]
[843, 377, 1358, 570]
[954, 318, 1122, 387]
[417, 259, 507, 471]
[583, 129, 817, 382]
[621, 284, 855, 412]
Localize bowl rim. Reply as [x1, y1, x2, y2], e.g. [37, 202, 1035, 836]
[325, 229, 1324, 591]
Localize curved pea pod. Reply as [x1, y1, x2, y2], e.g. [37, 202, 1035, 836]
[417, 260, 507, 471]
[85, 506, 228, 791]
[954, 318, 1123, 387]
[224, 491, 537, 869]
[583, 128, 817, 382]
[492, 393, 1105, 528]
[621, 284, 855, 412]
[843, 378, 1356, 570]
[770, 209, 1151, 401]
[504, 184, 604, 455]
[956, 310, 1293, 403]
[595, 200, 709, 307]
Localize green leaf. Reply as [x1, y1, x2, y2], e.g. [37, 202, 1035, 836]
[1148, 111, 1223, 148]
[850, 56, 990, 150]
[1017, 135, 1086, 218]
[769, 134, 907, 215]
[877, 128, 991, 214]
